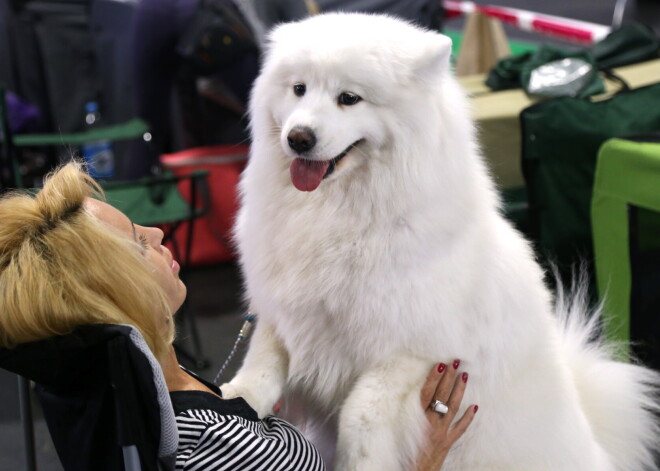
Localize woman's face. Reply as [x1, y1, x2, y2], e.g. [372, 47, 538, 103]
[84, 198, 187, 317]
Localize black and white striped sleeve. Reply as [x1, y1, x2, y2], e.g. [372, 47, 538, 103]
[175, 409, 326, 471]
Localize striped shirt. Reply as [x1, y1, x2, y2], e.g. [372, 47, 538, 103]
[170, 373, 325, 471]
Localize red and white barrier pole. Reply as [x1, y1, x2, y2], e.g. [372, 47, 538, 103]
[443, 0, 612, 45]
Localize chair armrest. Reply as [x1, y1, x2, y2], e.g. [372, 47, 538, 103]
[13, 118, 149, 147]
[100, 170, 210, 226]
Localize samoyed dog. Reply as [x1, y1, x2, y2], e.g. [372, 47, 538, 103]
[222, 13, 659, 471]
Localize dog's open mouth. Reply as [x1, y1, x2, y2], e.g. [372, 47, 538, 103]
[290, 140, 362, 192]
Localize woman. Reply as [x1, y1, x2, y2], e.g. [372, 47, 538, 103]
[0, 162, 477, 470]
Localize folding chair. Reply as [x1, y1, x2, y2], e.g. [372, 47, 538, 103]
[0, 324, 179, 471]
[520, 80, 660, 299]
[102, 171, 212, 369]
[0, 82, 25, 189]
[1, 84, 212, 368]
[592, 136, 660, 370]
[0, 82, 149, 191]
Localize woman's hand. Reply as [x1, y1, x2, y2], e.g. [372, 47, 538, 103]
[414, 360, 478, 471]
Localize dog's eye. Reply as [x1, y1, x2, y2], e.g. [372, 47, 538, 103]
[293, 83, 306, 97]
[338, 92, 361, 106]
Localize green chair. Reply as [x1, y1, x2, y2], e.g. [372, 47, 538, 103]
[102, 170, 210, 255]
[592, 136, 660, 369]
[0, 83, 149, 190]
[102, 170, 212, 369]
[1, 83, 211, 368]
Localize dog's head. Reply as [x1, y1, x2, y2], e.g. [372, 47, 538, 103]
[249, 13, 454, 193]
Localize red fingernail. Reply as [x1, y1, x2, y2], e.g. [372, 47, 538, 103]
[437, 363, 446, 373]
[453, 359, 460, 370]
[462, 372, 468, 383]
[473, 405, 479, 413]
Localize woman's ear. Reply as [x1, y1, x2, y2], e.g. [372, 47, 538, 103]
[413, 33, 453, 86]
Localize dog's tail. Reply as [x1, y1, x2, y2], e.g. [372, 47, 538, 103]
[555, 276, 660, 471]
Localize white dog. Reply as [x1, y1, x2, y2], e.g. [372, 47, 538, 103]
[222, 13, 659, 471]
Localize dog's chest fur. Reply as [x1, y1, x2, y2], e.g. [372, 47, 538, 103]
[236, 178, 513, 403]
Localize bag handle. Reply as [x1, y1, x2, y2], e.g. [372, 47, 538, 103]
[599, 68, 631, 94]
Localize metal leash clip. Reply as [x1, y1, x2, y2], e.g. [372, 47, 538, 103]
[213, 311, 256, 385]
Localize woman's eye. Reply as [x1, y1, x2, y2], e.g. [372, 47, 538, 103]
[138, 234, 150, 251]
[293, 83, 306, 97]
[338, 92, 361, 106]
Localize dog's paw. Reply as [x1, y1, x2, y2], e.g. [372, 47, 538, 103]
[220, 381, 272, 418]
[219, 382, 241, 400]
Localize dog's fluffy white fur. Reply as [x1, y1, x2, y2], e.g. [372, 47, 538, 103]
[222, 13, 660, 471]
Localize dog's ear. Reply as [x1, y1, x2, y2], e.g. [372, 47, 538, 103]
[413, 33, 453, 86]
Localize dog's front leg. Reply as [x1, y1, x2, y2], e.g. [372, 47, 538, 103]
[220, 320, 289, 418]
[335, 356, 431, 471]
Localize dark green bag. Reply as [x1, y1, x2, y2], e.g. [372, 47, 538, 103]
[486, 45, 604, 97]
[487, 23, 660, 94]
[520, 79, 660, 289]
[590, 22, 660, 69]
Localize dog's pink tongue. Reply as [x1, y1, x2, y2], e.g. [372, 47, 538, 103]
[290, 158, 330, 192]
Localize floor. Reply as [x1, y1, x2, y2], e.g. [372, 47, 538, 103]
[0, 1, 641, 469]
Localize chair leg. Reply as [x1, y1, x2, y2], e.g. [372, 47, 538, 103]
[166, 224, 210, 369]
[173, 297, 210, 370]
[612, 0, 629, 27]
[18, 375, 37, 471]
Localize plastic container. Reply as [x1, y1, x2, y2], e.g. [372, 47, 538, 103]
[81, 101, 115, 179]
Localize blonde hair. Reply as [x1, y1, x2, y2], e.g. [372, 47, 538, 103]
[0, 162, 174, 360]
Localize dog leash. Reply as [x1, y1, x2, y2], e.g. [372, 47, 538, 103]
[213, 311, 257, 385]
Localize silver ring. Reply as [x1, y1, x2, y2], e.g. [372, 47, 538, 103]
[432, 399, 449, 415]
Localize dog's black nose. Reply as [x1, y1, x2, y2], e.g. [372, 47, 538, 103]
[287, 126, 316, 154]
